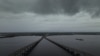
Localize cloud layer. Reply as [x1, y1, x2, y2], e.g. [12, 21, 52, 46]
[0, 12, 100, 32]
[0, 0, 100, 15]
[0, 0, 100, 32]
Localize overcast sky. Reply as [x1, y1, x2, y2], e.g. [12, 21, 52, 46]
[0, 0, 100, 32]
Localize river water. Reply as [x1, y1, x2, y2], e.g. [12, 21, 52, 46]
[0, 35, 100, 56]
[48, 35, 100, 56]
[0, 36, 41, 56]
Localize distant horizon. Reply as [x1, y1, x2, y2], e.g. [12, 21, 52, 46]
[1, 31, 100, 33]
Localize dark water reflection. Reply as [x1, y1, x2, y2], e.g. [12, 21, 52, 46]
[48, 35, 100, 56]
[0, 35, 100, 56]
[0, 36, 41, 56]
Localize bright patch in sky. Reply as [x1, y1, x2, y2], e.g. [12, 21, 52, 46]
[0, 11, 100, 32]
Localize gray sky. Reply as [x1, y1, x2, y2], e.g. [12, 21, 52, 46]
[0, 0, 100, 32]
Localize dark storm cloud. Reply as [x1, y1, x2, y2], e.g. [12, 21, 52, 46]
[0, 0, 36, 13]
[0, 0, 100, 16]
[32, 0, 80, 15]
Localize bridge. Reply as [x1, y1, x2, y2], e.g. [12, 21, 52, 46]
[0, 32, 97, 56]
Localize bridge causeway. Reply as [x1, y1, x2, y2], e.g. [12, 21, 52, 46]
[9, 34, 94, 56]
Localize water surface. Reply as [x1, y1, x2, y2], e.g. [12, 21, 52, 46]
[0, 36, 41, 56]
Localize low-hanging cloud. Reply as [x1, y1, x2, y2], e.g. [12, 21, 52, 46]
[0, 0, 100, 16]
[0, 0, 100, 32]
[0, 12, 100, 32]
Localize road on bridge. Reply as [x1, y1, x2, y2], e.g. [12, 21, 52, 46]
[29, 39, 72, 56]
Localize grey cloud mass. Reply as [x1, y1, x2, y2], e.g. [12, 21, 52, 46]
[0, 0, 100, 32]
[0, 0, 100, 15]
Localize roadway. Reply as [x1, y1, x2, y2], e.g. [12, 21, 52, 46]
[29, 39, 72, 56]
